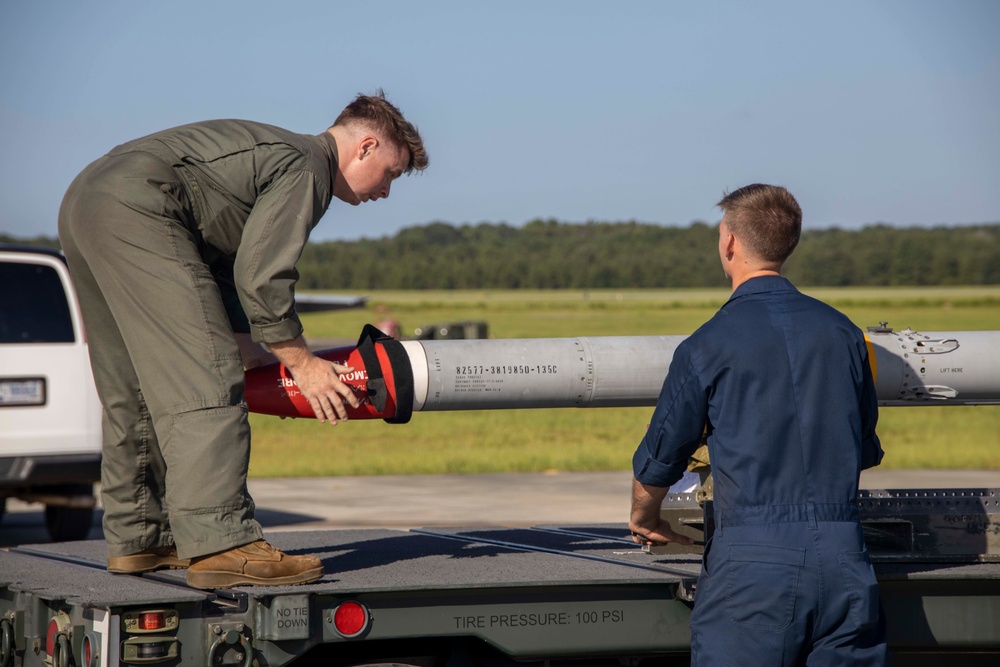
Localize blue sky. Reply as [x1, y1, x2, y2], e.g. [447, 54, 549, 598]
[1, 1, 997, 242]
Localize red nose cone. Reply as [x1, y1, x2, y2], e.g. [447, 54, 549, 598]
[244, 344, 397, 421]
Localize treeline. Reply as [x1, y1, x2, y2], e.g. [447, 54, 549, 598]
[300, 220, 725, 290]
[0, 234, 61, 250]
[6, 220, 999, 288]
[297, 220, 1000, 289]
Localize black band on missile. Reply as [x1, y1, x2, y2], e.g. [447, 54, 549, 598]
[380, 337, 413, 425]
[356, 324, 388, 411]
[355, 324, 413, 424]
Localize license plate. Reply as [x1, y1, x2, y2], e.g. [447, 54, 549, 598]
[0, 377, 46, 406]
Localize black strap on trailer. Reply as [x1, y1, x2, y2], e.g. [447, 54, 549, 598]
[355, 324, 414, 424]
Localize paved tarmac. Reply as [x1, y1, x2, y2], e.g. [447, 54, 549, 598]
[245, 468, 1000, 530]
[3, 469, 997, 547]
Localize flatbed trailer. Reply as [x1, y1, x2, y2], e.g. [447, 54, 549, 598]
[3, 516, 1000, 667]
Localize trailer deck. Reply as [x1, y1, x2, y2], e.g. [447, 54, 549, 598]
[3, 521, 1000, 666]
[1, 527, 696, 667]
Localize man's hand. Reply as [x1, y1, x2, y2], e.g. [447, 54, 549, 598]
[267, 337, 361, 424]
[628, 519, 694, 547]
[629, 478, 695, 547]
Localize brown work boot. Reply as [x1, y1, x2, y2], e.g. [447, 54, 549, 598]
[186, 540, 323, 589]
[108, 546, 191, 573]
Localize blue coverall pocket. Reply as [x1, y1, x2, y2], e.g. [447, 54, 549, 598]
[725, 543, 804, 632]
[837, 550, 880, 630]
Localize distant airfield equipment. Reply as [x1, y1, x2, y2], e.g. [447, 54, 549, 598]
[413, 320, 489, 341]
[293, 293, 367, 312]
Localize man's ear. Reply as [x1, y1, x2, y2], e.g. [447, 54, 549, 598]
[724, 230, 737, 261]
[357, 136, 378, 160]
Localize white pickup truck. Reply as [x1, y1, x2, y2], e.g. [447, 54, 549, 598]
[0, 244, 102, 541]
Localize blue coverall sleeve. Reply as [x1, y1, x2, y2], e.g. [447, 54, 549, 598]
[859, 349, 884, 470]
[632, 344, 709, 487]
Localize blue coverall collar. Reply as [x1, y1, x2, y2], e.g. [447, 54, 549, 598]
[726, 275, 797, 304]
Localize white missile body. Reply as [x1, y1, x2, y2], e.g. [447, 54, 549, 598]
[865, 328, 1000, 405]
[400, 337, 684, 412]
[395, 329, 1000, 413]
[245, 327, 1000, 420]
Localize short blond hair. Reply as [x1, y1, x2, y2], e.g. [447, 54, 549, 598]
[333, 90, 428, 174]
[717, 183, 801, 263]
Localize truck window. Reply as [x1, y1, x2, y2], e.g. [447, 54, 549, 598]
[0, 261, 75, 343]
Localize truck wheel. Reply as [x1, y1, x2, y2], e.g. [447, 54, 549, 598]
[44, 505, 95, 541]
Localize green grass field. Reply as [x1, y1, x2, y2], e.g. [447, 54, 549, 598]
[247, 287, 1000, 477]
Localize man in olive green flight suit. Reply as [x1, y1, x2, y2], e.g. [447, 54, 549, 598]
[58, 92, 428, 588]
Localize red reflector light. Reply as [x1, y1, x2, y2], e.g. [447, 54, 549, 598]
[139, 612, 165, 631]
[46, 619, 59, 655]
[333, 601, 369, 637]
[83, 634, 95, 667]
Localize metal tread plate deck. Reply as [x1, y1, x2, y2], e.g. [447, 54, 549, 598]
[6, 521, 999, 602]
[415, 526, 703, 580]
[5, 525, 1000, 655]
[3, 528, 684, 605]
[423, 524, 1000, 582]
[0, 549, 210, 607]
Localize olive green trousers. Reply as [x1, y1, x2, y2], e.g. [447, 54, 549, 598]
[58, 151, 262, 559]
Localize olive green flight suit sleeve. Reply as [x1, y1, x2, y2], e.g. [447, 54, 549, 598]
[234, 167, 329, 344]
[203, 257, 250, 334]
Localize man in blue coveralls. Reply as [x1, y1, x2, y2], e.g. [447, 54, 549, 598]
[629, 184, 888, 665]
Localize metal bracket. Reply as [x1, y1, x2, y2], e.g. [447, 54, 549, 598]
[675, 578, 697, 605]
[207, 626, 252, 667]
[911, 338, 960, 354]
